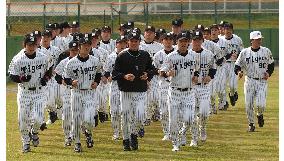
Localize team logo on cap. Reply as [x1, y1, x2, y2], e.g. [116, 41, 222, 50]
[30, 37, 35, 42]
[34, 31, 38, 34]
[73, 42, 77, 46]
[196, 31, 200, 35]
[128, 22, 131, 25]
[73, 21, 76, 25]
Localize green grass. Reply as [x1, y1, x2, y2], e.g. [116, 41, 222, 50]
[6, 67, 279, 161]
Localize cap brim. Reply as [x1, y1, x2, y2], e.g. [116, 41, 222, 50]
[251, 36, 264, 39]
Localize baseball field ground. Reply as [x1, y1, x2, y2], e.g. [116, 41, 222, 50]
[6, 66, 279, 161]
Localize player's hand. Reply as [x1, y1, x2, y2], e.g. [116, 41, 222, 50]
[167, 69, 175, 77]
[238, 71, 243, 80]
[263, 72, 269, 80]
[91, 82, 98, 89]
[62, 80, 67, 86]
[192, 76, 198, 84]
[72, 80, 78, 88]
[40, 78, 47, 86]
[203, 76, 211, 84]
[124, 74, 135, 81]
[101, 76, 108, 84]
[140, 72, 148, 80]
[20, 75, 31, 82]
[107, 77, 112, 82]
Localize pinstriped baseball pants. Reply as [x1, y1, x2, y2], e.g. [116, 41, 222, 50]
[244, 77, 268, 124]
[109, 81, 121, 137]
[61, 86, 72, 140]
[159, 81, 170, 136]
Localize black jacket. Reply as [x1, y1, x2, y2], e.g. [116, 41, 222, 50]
[112, 49, 156, 92]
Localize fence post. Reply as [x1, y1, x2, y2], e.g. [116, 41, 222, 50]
[146, 0, 149, 26]
[7, 3, 11, 36]
[77, 2, 80, 27]
[118, 11, 121, 25]
[214, 0, 217, 23]
[248, 0, 251, 30]
[111, 3, 114, 30]
[43, 2, 46, 30]
[104, 10, 106, 25]
[180, 0, 183, 19]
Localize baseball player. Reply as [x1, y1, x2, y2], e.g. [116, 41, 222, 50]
[218, 20, 228, 37]
[234, 31, 274, 132]
[70, 21, 80, 33]
[203, 27, 211, 40]
[46, 23, 64, 51]
[59, 21, 73, 52]
[170, 19, 183, 45]
[159, 31, 197, 152]
[210, 24, 230, 111]
[104, 36, 128, 140]
[118, 23, 128, 36]
[54, 41, 79, 146]
[64, 36, 102, 152]
[99, 25, 116, 53]
[140, 25, 164, 125]
[220, 23, 244, 107]
[153, 32, 174, 141]
[190, 31, 216, 146]
[112, 32, 156, 151]
[9, 34, 52, 153]
[155, 28, 167, 43]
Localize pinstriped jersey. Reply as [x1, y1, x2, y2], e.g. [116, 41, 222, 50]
[54, 57, 70, 77]
[190, 48, 216, 85]
[51, 36, 63, 51]
[160, 50, 196, 89]
[91, 47, 109, 68]
[153, 49, 174, 69]
[139, 41, 164, 58]
[220, 34, 244, 62]
[44, 45, 61, 68]
[99, 39, 116, 53]
[235, 46, 274, 79]
[189, 40, 223, 60]
[211, 37, 230, 64]
[60, 35, 73, 52]
[103, 51, 118, 75]
[64, 55, 102, 89]
[9, 51, 50, 88]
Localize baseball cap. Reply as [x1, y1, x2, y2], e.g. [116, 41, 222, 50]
[204, 27, 211, 33]
[127, 21, 134, 29]
[194, 24, 205, 32]
[250, 31, 264, 40]
[46, 23, 55, 30]
[32, 30, 42, 37]
[71, 21, 80, 28]
[133, 27, 142, 35]
[156, 28, 166, 34]
[24, 34, 37, 44]
[145, 25, 155, 32]
[79, 35, 92, 45]
[161, 32, 173, 40]
[72, 32, 83, 42]
[176, 31, 191, 40]
[116, 36, 127, 43]
[101, 25, 112, 32]
[223, 23, 233, 29]
[53, 23, 60, 29]
[60, 21, 71, 29]
[69, 41, 79, 49]
[118, 23, 127, 30]
[210, 24, 219, 30]
[127, 32, 141, 40]
[219, 20, 229, 27]
[191, 30, 203, 40]
[41, 29, 52, 37]
[172, 19, 182, 26]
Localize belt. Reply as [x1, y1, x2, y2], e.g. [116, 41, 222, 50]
[196, 83, 207, 85]
[79, 89, 93, 91]
[248, 76, 260, 80]
[165, 80, 170, 83]
[172, 87, 191, 92]
[23, 87, 42, 91]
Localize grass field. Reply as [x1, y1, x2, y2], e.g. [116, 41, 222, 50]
[6, 67, 279, 161]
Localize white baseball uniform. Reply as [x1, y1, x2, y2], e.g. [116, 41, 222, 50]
[99, 39, 116, 53]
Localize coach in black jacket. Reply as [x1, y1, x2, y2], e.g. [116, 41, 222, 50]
[112, 32, 156, 151]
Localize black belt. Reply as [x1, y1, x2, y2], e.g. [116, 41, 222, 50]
[79, 89, 93, 91]
[23, 87, 42, 91]
[196, 83, 207, 85]
[172, 87, 191, 92]
[165, 80, 170, 83]
[226, 61, 233, 63]
[248, 76, 260, 80]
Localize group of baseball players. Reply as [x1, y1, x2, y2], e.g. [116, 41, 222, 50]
[8, 18, 274, 153]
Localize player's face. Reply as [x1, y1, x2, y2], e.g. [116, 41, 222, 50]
[101, 31, 111, 41]
[224, 27, 233, 38]
[41, 35, 51, 47]
[70, 47, 79, 57]
[219, 27, 225, 35]
[36, 36, 42, 47]
[210, 28, 219, 39]
[191, 38, 203, 51]
[128, 38, 140, 51]
[79, 43, 92, 56]
[162, 38, 173, 48]
[91, 37, 99, 47]
[119, 29, 125, 36]
[251, 38, 262, 48]
[144, 31, 155, 42]
[25, 43, 37, 54]
[203, 31, 211, 40]
[64, 27, 71, 34]
[177, 38, 189, 52]
[71, 27, 80, 33]
[116, 41, 127, 53]
[172, 25, 181, 34]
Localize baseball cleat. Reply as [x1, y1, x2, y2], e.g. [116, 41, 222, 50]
[30, 132, 39, 147]
[162, 134, 171, 141]
[40, 123, 47, 131]
[257, 114, 264, 127]
[234, 92, 238, 102]
[224, 101, 229, 110]
[64, 137, 72, 147]
[171, 144, 179, 152]
[180, 134, 187, 146]
[74, 143, 82, 152]
[190, 139, 198, 147]
[130, 133, 138, 150]
[200, 129, 207, 142]
[123, 139, 131, 151]
[22, 144, 31, 153]
[112, 134, 120, 140]
[84, 132, 94, 148]
[229, 94, 236, 106]
[138, 128, 145, 138]
[144, 119, 151, 126]
[248, 123, 255, 132]
[46, 111, 58, 124]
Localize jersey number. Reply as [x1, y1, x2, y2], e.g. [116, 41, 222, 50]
[89, 74, 95, 80]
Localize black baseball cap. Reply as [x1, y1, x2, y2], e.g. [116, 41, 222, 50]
[72, 32, 83, 42]
[24, 34, 37, 44]
[71, 21, 80, 28]
[60, 21, 71, 29]
[156, 28, 166, 34]
[69, 41, 79, 49]
[127, 32, 141, 40]
[223, 23, 233, 29]
[176, 31, 191, 40]
[79, 36, 92, 45]
[32, 30, 42, 37]
[116, 36, 127, 43]
[53, 23, 60, 29]
[127, 21, 134, 29]
[46, 23, 55, 30]
[118, 23, 127, 30]
[192, 30, 203, 40]
[219, 20, 229, 27]
[145, 25, 155, 32]
[41, 29, 52, 37]
[204, 27, 211, 33]
[161, 32, 173, 40]
[194, 24, 205, 32]
[133, 27, 141, 35]
[101, 25, 112, 32]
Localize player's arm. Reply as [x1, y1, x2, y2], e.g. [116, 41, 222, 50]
[144, 52, 158, 81]
[112, 55, 125, 80]
[9, 60, 31, 83]
[63, 62, 75, 86]
[234, 50, 244, 77]
[266, 49, 275, 77]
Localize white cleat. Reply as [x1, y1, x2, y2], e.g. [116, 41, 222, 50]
[172, 145, 179, 152]
[162, 135, 170, 141]
[112, 134, 119, 140]
[190, 139, 198, 147]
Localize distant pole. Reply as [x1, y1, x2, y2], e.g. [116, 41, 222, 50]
[77, 2, 80, 27]
[43, 2, 46, 30]
[188, 0, 192, 13]
[180, 0, 183, 19]
[214, 0, 217, 23]
[7, 3, 11, 36]
[104, 10, 106, 25]
[248, 1, 251, 30]
[111, 3, 114, 30]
